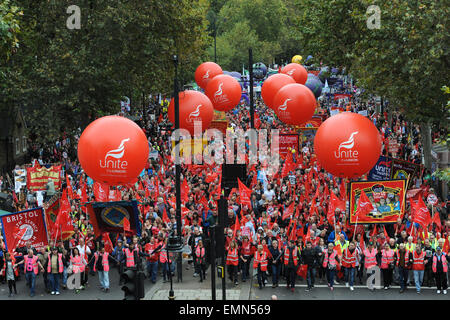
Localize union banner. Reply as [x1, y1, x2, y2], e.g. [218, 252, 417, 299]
[26, 164, 62, 191]
[87, 200, 141, 237]
[349, 180, 406, 224]
[1, 208, 49, 251]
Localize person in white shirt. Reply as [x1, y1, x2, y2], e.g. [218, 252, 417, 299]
[76, 238, 91, 288]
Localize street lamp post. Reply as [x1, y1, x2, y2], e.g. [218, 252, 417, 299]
[172, 55, 183, 283]
[249, 48, 255, 129]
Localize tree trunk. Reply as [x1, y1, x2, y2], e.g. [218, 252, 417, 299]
[419, 121, 433, 171]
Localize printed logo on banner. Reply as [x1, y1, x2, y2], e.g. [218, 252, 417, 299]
[334, 132, 359, 163]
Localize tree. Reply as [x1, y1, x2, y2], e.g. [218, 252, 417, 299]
[1, 0, 210, 148]
[294, 0, 449, 171]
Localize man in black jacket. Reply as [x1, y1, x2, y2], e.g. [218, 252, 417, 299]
[301, 241, 321, 291]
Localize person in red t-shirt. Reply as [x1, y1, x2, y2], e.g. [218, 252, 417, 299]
[145, 236, 162, 283]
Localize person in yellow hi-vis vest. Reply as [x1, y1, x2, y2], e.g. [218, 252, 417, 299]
[405, 236, 416, 252]
[334, 233, 349, 257]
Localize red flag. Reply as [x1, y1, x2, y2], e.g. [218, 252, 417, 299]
[282, 202, 295, 221]
[93, 182, 108, 202]
[12, 191, 18, 203]
[254, 112, 261, 129]
[412, 197, 431, 228]
[123, 217, 131, 232]
[53, 189, 74, 240]
[154, 178, 160, 199]
[355, 189, 374, 219]
[102, 232, 113, 253]
[281, 152, 296, 177]
[383, 226, 390, 241]
[359, 233, 365, 251]
[232, 214, 240, 240]
[181, 179, 189, 202]
[339, 179, 346, 200]
[432, 211, 442, 232]
[162, 206, 170, 224]
[370, 224, 378, 238]
[289, 221, 297, 241]
[238, 178, 252, 209]
[328, 192, 345, 223]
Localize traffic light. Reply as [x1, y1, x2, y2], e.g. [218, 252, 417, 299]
[121, 268, 145, 300]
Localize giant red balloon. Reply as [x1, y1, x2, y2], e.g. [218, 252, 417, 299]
[314, 112, 382, 178]
[77, 116, 149, 186]
[205, 74, 242, 112]
[168, 90, 214, 135]
[273, 83, 316, 125]
[195, 62, 223, 89]
[281, 63, 308, 85]
[261, 74, 296, 109]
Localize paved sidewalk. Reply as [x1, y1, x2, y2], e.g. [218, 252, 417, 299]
[144, 261, 253, 300]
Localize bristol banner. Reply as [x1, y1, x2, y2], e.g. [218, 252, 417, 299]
[26, 165, 62, 191]
[367, 156, 392, 181]
[390, 158, 420, 189]
[349, 180, 406, 224]
[87, 200, 141, 237]
[0, 208, 49, 251]
[279, 134, 300, 158]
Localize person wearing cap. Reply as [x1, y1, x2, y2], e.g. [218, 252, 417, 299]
[432, 246, 448, 294]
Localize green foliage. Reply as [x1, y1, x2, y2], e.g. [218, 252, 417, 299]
[1, 0, 210, 146]
[0, 0, 22, 61]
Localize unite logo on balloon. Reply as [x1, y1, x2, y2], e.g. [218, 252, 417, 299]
[277, 98, 292, 119]
[99, 138, 130, 171]
[334, 131, 359, 163]
[203, 70, 210, 79]
[187, 105, 203, 124]
[213, 82, 230, 105]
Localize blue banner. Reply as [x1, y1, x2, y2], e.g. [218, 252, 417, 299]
[368, 155, 392, 181]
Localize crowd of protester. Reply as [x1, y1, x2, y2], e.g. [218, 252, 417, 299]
[0, 73, 447, 299]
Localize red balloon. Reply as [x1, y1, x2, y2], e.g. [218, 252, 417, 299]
[77, 116, 149, 186]
[273, 83, 316, 125]
[168, 90, 214, 135]
[281, 63, 308, 84]
[195, 62, 223, 89]
[205, 74, 242, 112]
[261, 74, 296, 109]
[314, 112, 382, 178]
